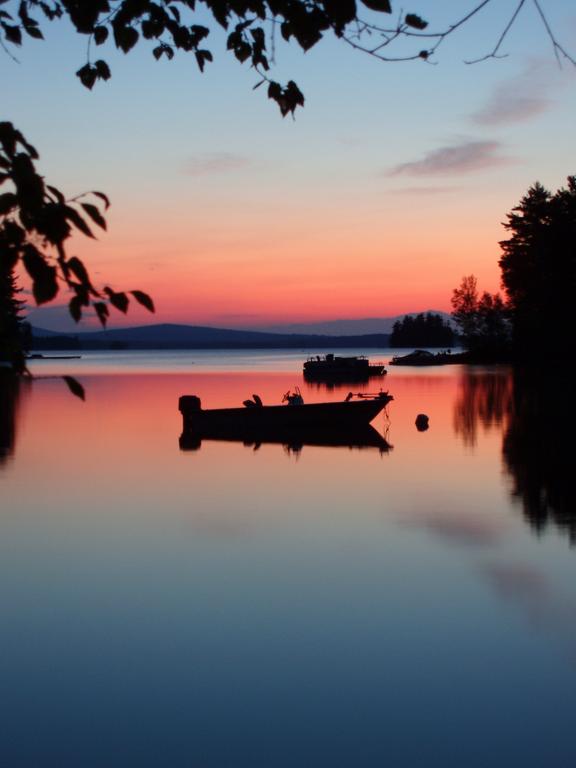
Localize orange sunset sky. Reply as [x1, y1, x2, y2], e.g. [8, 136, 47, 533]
[6, 1, 576, 331]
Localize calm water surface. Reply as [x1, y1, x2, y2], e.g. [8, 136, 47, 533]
[1, 350, 575, 767]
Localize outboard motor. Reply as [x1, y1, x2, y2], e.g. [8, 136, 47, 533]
[179, 395, 202, 435]
[179, 395, 201, 414]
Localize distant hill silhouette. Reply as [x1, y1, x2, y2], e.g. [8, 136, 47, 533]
[252, 312, 452, 336]
[31, 323, 391, 350]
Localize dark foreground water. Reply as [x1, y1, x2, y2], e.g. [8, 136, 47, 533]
[1, 351, 575, 767]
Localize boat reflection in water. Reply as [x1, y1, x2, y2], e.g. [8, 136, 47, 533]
[305, 377, 381, 392]
[179, 422, 392, 454]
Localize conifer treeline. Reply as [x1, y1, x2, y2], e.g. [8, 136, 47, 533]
[390, 312, 455, 348]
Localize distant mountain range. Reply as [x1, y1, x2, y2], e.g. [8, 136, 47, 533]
[30, 323, 392, 350]
[30, 311, 452, 350]
[250, 312, 451, 336]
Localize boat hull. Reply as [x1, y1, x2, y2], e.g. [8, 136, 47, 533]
[179, 396, 391, 434]
[390, 350, 468, 366]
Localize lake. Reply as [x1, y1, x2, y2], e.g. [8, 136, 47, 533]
[1, 350, 575, 767]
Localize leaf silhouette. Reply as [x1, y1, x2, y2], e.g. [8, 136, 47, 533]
[80, 202, 107, 229]
[22, 245, 58, 304]
[360, 0, 392, 11]
[104, 287, 129, 313]
[131, 290, 155, 312]
[0, 191, 18, 215]
[93, 301, 109, 326]
[64, 205, 94, 238]
[63, 376, 85, 400]
[76, 63, 97, 90]
[405, 14, 428, 30]
[92, 191, 110, 209]
[2, 23, 22, 45]
[94, 26, 108, 45]
[68, 295, 83, 322]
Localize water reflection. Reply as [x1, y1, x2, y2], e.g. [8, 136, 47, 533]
[503, 369, 576, 543]
[453, 369, 512, 447]
[3, 365, 576, 766]
[0, 375, 20, 468]
[304, 375, 387, 391]
[180, 423, 392, 455]
[454, 368, 576, 543]
[4, 363, 575, 544]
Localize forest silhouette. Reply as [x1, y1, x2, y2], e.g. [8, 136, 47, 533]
[451, 176, 576, 364]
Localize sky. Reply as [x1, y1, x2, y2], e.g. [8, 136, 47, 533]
[4, 0, 576, 331]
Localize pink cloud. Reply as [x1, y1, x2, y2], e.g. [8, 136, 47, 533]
[183, 152, 252, 176]
[388, 140, 514, 176]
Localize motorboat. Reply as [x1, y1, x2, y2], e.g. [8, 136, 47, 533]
[303, 354, 386, 381]
[179, 389, 393, 436]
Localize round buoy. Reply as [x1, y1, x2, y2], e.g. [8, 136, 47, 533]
[415, 413, 429, 432]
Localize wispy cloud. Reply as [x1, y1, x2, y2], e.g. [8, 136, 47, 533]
[404, 511, 506, 548]
[388, 140, 513, 177]
[183, 152, 252, 176]
[473, 95, 551, 126]
[484, 562, 548, 601]
[185, 512, 253, 538]
[471, 60, 566, 126]
[336, 136, 363, 148]
[482, 561, 576, 634]
[392, 185, 461, 196]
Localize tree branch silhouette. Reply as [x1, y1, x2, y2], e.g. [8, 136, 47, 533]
[0, 2, 574, 113]
[0, 122, 154, 388]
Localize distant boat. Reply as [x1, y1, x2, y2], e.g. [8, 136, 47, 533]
[27, 354, 82, 360]
[390, 349, 466, 366]
[179, 390, 393, 436]
[303, 353, 386, 381]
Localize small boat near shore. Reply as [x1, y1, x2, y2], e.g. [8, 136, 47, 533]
[179, 389, 393, 436]
[389, 349, 467, 366]
[27, 354, 82, 360]
[303, 354, 386, 381]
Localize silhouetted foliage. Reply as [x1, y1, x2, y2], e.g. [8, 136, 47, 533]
[0, 2, 573, 118]
[0, 122, 155, 384]
[390, 312, 454, 348]
[499, 177, 576, 361]
[0, 257, 28, 372]
[451, 275, 510, 359]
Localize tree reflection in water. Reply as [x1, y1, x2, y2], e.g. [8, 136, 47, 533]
[454, 367, 576, 544]
[0, 375, 20, 468]
[453, 368, 513, 447]
[503, 369, 576, 544]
